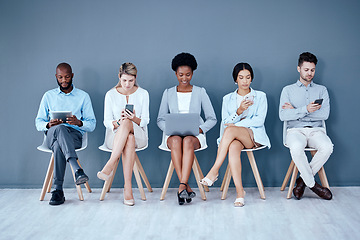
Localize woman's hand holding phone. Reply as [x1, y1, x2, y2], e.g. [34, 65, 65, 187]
[237, 97, 254, 115]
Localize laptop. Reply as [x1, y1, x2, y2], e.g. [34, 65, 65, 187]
[165, 113, 199, 136]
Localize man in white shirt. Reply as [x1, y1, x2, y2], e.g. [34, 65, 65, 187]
[279, 52, 333, 200]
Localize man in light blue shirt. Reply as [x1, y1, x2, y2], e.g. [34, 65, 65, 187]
[279, 52, 333, 200]
[35, 63, 96, 205]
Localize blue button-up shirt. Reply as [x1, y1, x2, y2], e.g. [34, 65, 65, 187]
[217, 88, 271, 148]
[279, 80, 330, 129]
[35, 86, 96, 134]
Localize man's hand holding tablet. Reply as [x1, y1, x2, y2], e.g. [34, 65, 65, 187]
[48, 111, 82, 128]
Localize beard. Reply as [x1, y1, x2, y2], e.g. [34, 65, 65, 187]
[57, 78, 73, 91]
[300, 74, 313, 83]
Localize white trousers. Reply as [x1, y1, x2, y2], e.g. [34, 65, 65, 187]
[286, 127, 333, 188]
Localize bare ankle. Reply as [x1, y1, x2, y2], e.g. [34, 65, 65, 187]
[236, 189, 245, 198]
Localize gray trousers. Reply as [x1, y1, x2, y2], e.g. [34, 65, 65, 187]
[46, 125, 82, 186]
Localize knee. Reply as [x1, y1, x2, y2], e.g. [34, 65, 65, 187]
[183, 137, 194, 149]
[288, 143, 306, 156]
[287, 138, 306, 152]
[120, 119, 132, 130]
[52, 124, 68, 134]
[318, 142, 334, 155]
[229, 141, 243, 153]
[168, 136, 182, 149]
[223, 126, 235, 137]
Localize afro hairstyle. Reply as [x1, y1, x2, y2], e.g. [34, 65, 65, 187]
[171, 52, 198, 72]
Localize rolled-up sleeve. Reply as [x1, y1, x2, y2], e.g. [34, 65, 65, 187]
[79, 93, 96, 132]
[35, 93, 50, 132]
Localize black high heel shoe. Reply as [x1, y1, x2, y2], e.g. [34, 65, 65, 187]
[178, 183, 188, 205]
[177, 192, 185, 205]
[181, 183, 196, 203]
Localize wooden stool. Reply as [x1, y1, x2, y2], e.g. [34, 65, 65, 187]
[220, 145, 267, 200]
[38, 132, 91, 201]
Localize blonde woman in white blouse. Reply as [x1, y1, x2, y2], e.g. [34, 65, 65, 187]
[97, 63, 149, 206]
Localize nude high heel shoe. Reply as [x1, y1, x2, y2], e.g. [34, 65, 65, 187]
[97, 170, 114, 181]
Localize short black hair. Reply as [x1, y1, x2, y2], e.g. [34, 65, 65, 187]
[56, 62, 72, 73]
[171, 52, 198, 72]
[232, 62, 254, 82]
[298, 52, 318, 66]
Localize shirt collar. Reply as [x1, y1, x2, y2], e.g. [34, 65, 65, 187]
[232, 87, 256, 98]
[56, 85, 76, 95]
[296, 80, 314, 87]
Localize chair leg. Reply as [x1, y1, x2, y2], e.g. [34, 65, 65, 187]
[194, 157, 209, 192]
[107, 159, 120, 193]
[40, 154, 55, 201]
[318, 167, 330, 189]
[287, 164, 298, 199]
[220, 163, 230, 192]
[135, 154, 153, 192]
[221, 164, 232, 200]
[160, 160, 175, 200]
[280, 161, 295, 191]
[133, 161, 146, 201]
[70, 163, 84, 201]
[77, 160, 92, 193]
[100, 158, 120, 200]
[192, 156, 206, 201]
[47, 171, 54, 193]
[100, 180, 111, 201]
[247, 152, 266, 199]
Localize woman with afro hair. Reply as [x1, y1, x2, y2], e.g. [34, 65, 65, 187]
[157, 52, 217, 205]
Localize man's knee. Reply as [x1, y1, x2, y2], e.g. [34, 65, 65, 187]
[288, 143, 306, 156]
[52, 124, 68, 133]
[318, 141, 334, 155]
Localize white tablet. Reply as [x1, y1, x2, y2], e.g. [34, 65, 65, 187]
[50, 111, 72, 122]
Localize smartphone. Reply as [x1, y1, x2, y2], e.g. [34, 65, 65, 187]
[314, 99, 323, 105]
[245, 95, 254, 102]
[125, 104, 134, 113]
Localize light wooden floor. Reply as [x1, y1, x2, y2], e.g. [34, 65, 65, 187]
[0, 187, 359, 240]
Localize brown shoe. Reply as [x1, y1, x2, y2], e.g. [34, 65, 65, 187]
[293, 177, 306, 200]
[310, 182, 332, 200]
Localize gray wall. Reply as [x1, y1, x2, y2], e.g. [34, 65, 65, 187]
[1, 0, 359, 188]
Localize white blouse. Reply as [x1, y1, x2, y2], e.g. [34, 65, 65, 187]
[103, 87, 150, 131]
[177, 92, 192, 113]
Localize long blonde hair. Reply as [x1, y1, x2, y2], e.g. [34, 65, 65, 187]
[115, 62, 138, 88]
